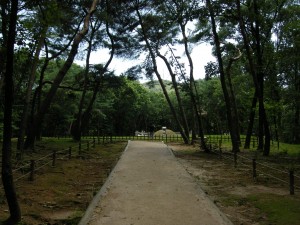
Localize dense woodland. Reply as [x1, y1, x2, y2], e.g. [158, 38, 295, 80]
[0, 0, 299, 223]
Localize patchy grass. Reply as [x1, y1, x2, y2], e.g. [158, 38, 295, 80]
[0, 139, 127, 225]
[169, 142, 300, 225]
[248, 194, 300, 225]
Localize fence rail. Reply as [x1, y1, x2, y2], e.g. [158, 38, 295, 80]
[209, 146, 300, 195]
[1, 136, 299, 196]
[0, 139, 97, 183]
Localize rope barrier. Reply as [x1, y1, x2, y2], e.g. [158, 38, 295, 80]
[211, 147, 299, 194]
[34, 160, 52, 171]
[12, 162, 31, 173]
[255, 161, 289, 175]
[10, 139, 96, 182]
[35, 152, 53, 163]
[15, 172, 31, 182]
[256, 169, 290, 185]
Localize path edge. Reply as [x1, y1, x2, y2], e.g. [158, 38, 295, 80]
[78, 140, 131, 225]
[165, 142, 234, 225]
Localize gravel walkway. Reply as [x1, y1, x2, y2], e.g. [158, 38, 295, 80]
[79, 141, 233, 225]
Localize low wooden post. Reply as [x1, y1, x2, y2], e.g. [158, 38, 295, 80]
[52, 150, 56, 167]
[289, 170, 295, 195]
[87, 141, 90, 151]
[29, 160, 35, 181]
[93, 138, 95, 148]
[68, 146, 72, 159]
[252, 159, 257, 181]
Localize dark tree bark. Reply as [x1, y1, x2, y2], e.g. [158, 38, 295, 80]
[24, 0, 99, 149]
[136, 8, 190, 144]
[71, 15, 114, 141]
[17, 27, 46, 157]
[236, 0, 270, 155]
[0, 0, 8, 95]
[225, 47, 242, 147]
[156, 51, 190, 142]
[207, 0, 240, 153]
[244, 91, 257, 149]
[293, 62, 300, 144]
[179, 22, 208, 151]
[1, 0, 22, 223]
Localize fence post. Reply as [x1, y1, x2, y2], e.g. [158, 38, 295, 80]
[289, 170, 295, 195]
[93, 138, 95, 148]
[29, 160, 35, 181]
[87, 141, 90, 151]
[52, 150, 56, 167]
[252, 159, 257, 181]
[69, 146, 72, 159]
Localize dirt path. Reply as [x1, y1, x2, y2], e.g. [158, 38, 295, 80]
[79, 141, 233, 225]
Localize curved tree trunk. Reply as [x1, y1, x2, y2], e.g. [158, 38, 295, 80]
[225, 48, 242, 147]
[71, 17, 114, 141]
[207, 0, 240, 153]
[17, 27, 47, 157]
[25, 0, 99, 149]
[1, 0, 22, 223]
[156, 52, 190, 141]
[136, 8, 189, 144]
[180, 23, 208, 151]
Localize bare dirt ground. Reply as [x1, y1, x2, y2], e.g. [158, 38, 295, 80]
[0, 141, 126, 225]
[169, 143, 300, 225]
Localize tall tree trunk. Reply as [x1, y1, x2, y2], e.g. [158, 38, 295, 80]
[1, 0, 22, 223]
[207, 0, 240, 153]
[180, 23, 208, 151]
[253, 0, 270, 155]
[24, 0, 99, 149]
[17, 27, 46, 157]
[225, 48, 242, 147]
[136, 8, 189, 144]
[0, 0, 8, 95]
[71, 37, 93, 141]
[156, 52, 190, 141]
[244, 91, 257, 149]
[293, 62, 300, 144]
[236, 0, 270, 155]
[71, 18, 114, 141]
